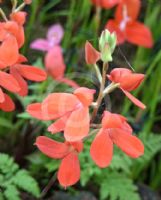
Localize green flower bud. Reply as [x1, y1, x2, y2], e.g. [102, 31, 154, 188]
[101, 43, 113, 62]
[99, 29, 117, 62]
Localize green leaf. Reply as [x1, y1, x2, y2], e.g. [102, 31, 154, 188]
[0, 154, 40, 198]
[13, 170, 40, 198]
[0, 191, 4, 200]
[45, 160, 59, 173]
[0, 117, 13, 128]
[4, 185, 20, 200]
[100, 172, 141, 200]
[17, 112, 32, 119]
[0, 154, 18, 175]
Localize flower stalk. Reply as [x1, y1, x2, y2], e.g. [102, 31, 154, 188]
[91, 62, 109, 122]
[0, 8, 8, 21]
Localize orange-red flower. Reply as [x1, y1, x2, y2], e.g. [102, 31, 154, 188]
[107, 68, 146, 109]
[91, 0, 120, 9]
[27, 87, 95, 141]
[105, 0, 154, 47]
[0, 71, 20, 103]
[0, 12, 27, 68]
[10, 55, 47, 96]
[35, 136, 83, 187]
[90, 111, 144, 168]
[0, 11, 47, 111]
[85, 41, 100, 65]
[0, 93, 15, 112]
[0, 31, 19, 69]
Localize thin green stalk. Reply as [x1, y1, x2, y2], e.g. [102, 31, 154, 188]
[21, 0, 40, 54]
[91, 62, 108, 122]
[62, 0, 76, 49]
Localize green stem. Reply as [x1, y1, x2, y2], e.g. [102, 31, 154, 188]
[0, 8, 8, 21]
[94, 64, 102, 83]
[91, 62, 108, 122]
[21, 0, 39, 54]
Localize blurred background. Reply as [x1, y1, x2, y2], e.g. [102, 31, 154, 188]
[0, 0, 161, 199]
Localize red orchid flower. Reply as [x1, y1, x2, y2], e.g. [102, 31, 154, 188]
[0, 12, 47, 110]
[10, 55, 47, 97]
[0, 70, 20, 104]
[0, 54, 46, 110]
[0, 11, 26, 49]
[9, 11, 26, 48]
[0, 11, 27, 69]
[106, 0, 154, 48]
[85, 41, 100, 65]
[35, 136, 83, 187]
[0, 93, 15, 112]
[107, 68, 146, 109]
[91, 0, 120, 9]
[45, 46, 79, 88]
[90, 111, 144, 168]
[27, 87, 95, 141]
[0, 31, 19, 69]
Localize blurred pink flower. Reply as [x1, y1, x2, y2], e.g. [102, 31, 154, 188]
[30, 24, 64, 51]
[45, 45, 65, 79]
[30, 24, 79, 89]
[45, 46, 79, 88]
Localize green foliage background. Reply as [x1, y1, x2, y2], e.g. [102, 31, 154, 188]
[0, 0, 161, 199]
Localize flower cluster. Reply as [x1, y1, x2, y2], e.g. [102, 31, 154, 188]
[91, 0, 154, 48]
[30, 24, 79, 88]
[0, 0, 147, 190]
[27, 30, 145, 187]
[0, 1, 47, 111]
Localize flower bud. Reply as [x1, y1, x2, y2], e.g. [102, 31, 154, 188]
[99, 29, 117, 62]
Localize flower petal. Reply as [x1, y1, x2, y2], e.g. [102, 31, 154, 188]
[42, 93, 80, 120]
[17, 54, 28, 64]
[110, 128, 144, 158]
[35, 136, 69, 159]
[4, 21, 25, 48]
[48, 113, 71, 134]
[102, 111, 124, 129]
[71, 141, 84, 153]
[126, 22, 154, 48]
[10, 11, 27, 25]
[27, 103, 57, 120]
[105, 20, 125, 44]
[0, 94, 15, 112]
[119, 73, 145, 91]
[0, 35, 19, 66]
[108, 68, 131, 83]
[10, 67, 28, 96]
[57, 77, 79, 89]
[30, 39, 50, 51]
[121, 89, 146, 109]
[58, 152, 80, 187]
[91, 0, 120, 9]
[47, 24, 64, 45]
[90, 129, 113, 168]
[64, 107, 90, 141]
[115, 0, 141, 22]
[74, 87, 95, 106]
[0, 71, 20, 93]
[16, 64, 47, 81]
[45, 46, 65, 79]
[0, 88, 5, 103]
[85, 41, 100, 65]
